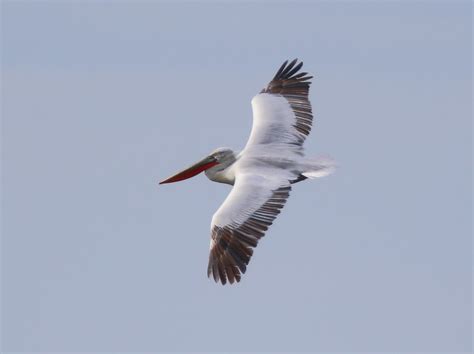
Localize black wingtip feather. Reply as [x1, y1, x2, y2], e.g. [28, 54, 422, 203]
[285, 61, 303, 78]
[273, 60, 288, 80]
[270, 59, 312, 83]
[279, 58, 298, 78]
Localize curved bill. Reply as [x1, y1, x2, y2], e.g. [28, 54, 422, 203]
[159, 155, 218, 185]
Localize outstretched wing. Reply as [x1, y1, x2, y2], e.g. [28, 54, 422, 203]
[208, 174, 291, 285]
[245, 59, 314, 148]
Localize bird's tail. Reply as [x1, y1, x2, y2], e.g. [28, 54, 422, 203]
[301, 155, 337, 179]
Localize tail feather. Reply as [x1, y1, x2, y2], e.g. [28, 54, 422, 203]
[301, 156, 336, 179]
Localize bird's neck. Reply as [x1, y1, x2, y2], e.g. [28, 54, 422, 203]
[205, 153, 238, 185]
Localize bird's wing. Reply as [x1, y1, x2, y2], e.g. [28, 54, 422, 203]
[208, 173, 291, 284]
[245, 59, 314, 148]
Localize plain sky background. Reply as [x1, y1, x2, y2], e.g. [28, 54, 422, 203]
[1, 1, 472, 353]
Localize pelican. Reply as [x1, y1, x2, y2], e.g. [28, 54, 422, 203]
[160, 59, 335, 284]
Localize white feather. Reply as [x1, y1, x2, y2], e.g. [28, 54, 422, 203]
[246, 93, 304, 148]
[211, 173, 288, 229]
[302, 156, 337, 178]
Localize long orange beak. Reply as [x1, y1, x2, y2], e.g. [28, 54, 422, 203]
[159, 155, 219, 184]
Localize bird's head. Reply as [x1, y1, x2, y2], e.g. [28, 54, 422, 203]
[159, 147, 236, 185]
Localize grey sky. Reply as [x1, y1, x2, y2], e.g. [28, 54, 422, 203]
[1, 1, 472, 353]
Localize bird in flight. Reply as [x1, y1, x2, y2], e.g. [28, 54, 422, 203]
[160, 59, 335, 285]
